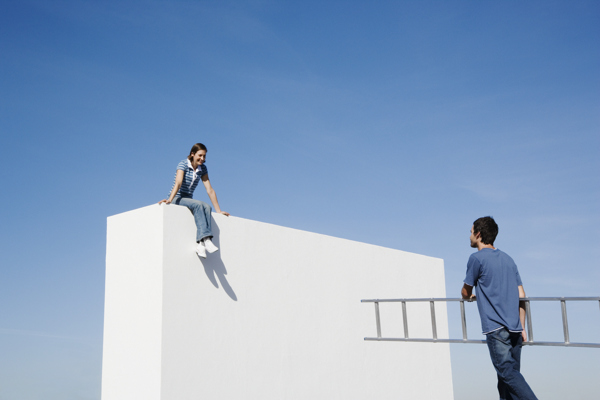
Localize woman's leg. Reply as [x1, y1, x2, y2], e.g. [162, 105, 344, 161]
[173, 197, 213, 242]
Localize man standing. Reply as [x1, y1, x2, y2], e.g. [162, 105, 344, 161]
[462, 216, 538, 400]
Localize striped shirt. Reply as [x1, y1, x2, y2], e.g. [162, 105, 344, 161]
[170, 159, 208, 198]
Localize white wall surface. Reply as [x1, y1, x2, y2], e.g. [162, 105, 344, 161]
[102, 204, 454, 400]
[102, 206, 164, 400]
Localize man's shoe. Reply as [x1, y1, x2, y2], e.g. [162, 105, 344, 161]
[196, 241, 207, 258]
[204, 238, 219, 253]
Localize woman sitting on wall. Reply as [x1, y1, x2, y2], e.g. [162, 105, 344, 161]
[159, 143, 229, 258]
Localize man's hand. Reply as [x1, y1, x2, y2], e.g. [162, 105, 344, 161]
[522, 330, 527, 342]
[461, 283, 475, 301]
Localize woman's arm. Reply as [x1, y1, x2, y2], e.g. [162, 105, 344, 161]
[158, 169, 184, 204]
[201, 174, 230, 216]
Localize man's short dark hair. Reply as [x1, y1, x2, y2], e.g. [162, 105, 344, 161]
[473, 216, 498, 245]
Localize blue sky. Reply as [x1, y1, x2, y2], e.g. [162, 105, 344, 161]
[1, 1, 598, 399]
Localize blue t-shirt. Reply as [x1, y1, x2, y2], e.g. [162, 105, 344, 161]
[169, 159, 207, 198]
[464, 248, 523, 334]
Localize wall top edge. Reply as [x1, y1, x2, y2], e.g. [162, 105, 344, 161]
[108, 204, 443, 261]
[107, 204, 159, 220]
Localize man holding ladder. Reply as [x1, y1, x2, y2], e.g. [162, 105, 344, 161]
[462, 216, 538, 400]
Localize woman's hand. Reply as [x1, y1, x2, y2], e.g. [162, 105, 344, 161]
[158, 199, 171, 205]
[218, 211, 230, 216]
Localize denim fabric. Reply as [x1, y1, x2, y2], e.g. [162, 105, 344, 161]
[486, 328, 537, 400]
[173, 197, 213, 242]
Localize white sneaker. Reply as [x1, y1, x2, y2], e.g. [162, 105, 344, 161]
[196, 241, 207, 258]
[204, 238, 219, 253]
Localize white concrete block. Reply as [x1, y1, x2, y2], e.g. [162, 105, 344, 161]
[102, 204, 454, 399]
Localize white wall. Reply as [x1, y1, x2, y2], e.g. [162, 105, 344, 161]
[102, 206, 164, 400]
[102, 204, 454, 400]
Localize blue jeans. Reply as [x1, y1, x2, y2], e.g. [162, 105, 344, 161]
[486, 328, 537, 400]
[173, 197, 213, 242]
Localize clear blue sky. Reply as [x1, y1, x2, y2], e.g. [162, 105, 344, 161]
[1, 1, 598, 399]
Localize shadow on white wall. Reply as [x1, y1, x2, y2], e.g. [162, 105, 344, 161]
[198, 220, 238, 301]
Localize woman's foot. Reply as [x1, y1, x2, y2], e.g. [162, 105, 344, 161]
[196, 241, 207, 258]
[203, 238, 219, 253]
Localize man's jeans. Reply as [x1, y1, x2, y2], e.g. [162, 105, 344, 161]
[173, 197, 213, 242]
[486, 328, 537, 400]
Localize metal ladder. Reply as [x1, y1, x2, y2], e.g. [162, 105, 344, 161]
[361, 296, 600, 348]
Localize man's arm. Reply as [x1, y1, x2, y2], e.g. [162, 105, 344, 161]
[461, 284, 476, 301]
[519, 285, 527, 342]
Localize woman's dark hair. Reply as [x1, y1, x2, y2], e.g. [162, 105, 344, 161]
[188, 143, 207, 160]
[473, 216, 498, 245]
